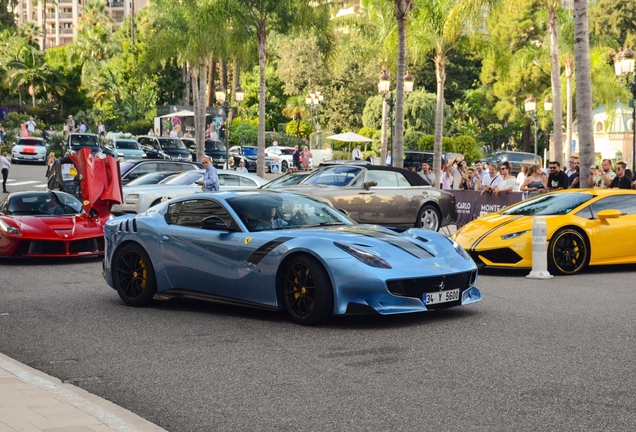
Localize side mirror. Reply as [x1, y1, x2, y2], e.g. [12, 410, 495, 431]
[363, 181, 378, 190]
[201, 215, 231, 230]
[597, 209, 621, 222]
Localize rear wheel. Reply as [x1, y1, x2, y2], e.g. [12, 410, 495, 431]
[112, 243, 156, 306]
[548, 228, 589, 275]
[281, 160, 288, 172]
[282, 254, 333, 326]
[416, 204, 441, 231]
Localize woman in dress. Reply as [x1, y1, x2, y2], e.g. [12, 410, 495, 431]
[519, 164, 546, 198]
[20, 121, 28, 137]
[301, 146, 312, 171]
[45, 152, 56, 177]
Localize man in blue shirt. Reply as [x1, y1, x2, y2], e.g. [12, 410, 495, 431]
[197, 157, 219, 191]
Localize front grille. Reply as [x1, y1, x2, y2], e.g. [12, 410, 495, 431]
[472, 248, 522, 265]
[69, 237, 104, 253]
[19, 241, 66, 255]
[387, 271, 477, 298]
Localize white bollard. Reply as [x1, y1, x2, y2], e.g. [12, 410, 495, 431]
[526, 216, 553, 279]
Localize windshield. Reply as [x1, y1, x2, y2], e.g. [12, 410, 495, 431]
[163, 170, 203, 185]
[69, 134, 98, 147]
[115, 140, 141, 150]
[7, 191, 83, 216]
[262, 173, 311, 189]
[501, 192, 594, 216]
[205, 141, 227, 152]
[17, 138, 45, 146]
[126, 172, 178, 186]
[227, 192, 354, 232]
[303, 166, 362, 186]
[159, 139, 187, 150]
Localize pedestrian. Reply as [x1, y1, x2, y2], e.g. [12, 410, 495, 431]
[79, 122, 87, 133]
[67, 115, 75, 131]
[148, 128, 155, 136]
[1, 151, 10, 193]
[26, 116, 36, 135]
[352, 144, 362, 160]
[272, 138, 279, 147]
[0, 123, 5, 143]
[302, 146, 312, 171]
[20, 121, 28, 137]
[520, 164, 547, 197]
[493, 161, 517, 195]
[480, 164, 502, 195]
[45, 152, 56, 177]
[419, 162, 436, 186]
[196, 157, 220, 191]
[169, 129, 178, 138]
[588, 159, 615, 188]
[547, 161, 568, 191]
[386, 150, 392, 166]
[98, 121, 106, 137]
[610, 161, 631, 189]
[235, 161, 248, 173]
[292, 145, 301, 172]
[441, 164, 455, 190]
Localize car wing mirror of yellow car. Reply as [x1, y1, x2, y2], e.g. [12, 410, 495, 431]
[364, 181, 378, 190]
[597, 209, 621, 222]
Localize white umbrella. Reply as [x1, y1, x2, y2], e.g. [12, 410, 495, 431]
[159, 110, 195, 118]
[327, 131, 373, 153]
[326, 131, 372, 142]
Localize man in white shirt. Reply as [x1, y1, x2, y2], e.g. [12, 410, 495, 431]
[588, 158, 615, 188]
[1, 151, 10, 193]
[419, 162, 436, 186]
[169, 129, 179, 138]
[386, 150, 392, 166]
[493, 162, 517, 195]
[480, 164, 502, 195]
[235, 161, 248, 173]
[79, 122, 87, 133]
[352, 145, 362, 160]
[26, 117, 36, 134]
[474, 161, 489, 183]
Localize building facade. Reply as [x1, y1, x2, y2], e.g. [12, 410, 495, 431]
[15, 0, 146, 49]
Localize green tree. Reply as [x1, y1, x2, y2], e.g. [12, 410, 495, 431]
[590, 0, 636, 48]
[0, 0, 18, 30]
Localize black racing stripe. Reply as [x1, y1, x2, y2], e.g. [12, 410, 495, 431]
[470, 215, 524, 251]
[247, 236, 293, 265]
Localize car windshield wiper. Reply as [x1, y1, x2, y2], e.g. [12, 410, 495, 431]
[303, 222, 346, 228]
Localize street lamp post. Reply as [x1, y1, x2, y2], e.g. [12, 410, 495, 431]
[305, 90, 323, 130]
[544, 95, 554, 162]
[525, 95, 538, 157]
[378, 70, 414, 166]
[215, 84, 245, 169]
[614, 48, 636, 172]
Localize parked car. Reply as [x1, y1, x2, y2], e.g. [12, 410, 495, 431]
[103, 190, 482, 325]
[123, 171, 181, 187]
[67, 133, 101, 156]
[112, 169, 268, 215]
[11, 137, 49, 165]
[229, 145, 274, 172]
[264, 146, 295, 172]
[183, 138, 228, 168]
[403, 151, 449, 171]
[261, 171, 313, 189]
[107, 138, 146, 160]
[283, 164, 456, 231]
[480, 151, 542, 176]
[137, 136, 192, 161]
[119, 159, 201, 186]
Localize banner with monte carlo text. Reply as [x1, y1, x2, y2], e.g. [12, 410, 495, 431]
[454, 190, 524, 228]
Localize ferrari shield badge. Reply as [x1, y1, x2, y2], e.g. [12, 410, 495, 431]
[83, 200, 90, 206]
[245, 237, 252, 245]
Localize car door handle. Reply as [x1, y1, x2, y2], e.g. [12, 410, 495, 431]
[161, 236, 170, 242]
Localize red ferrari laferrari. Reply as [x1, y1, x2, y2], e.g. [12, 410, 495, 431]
[0, 149, 122, 257]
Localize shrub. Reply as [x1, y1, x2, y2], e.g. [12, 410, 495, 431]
[357, 127, 375, 139]
[418, 135, 435, 151]
[285, 120, 312, 138]
[332, 151, 350, 160]
[404, 131, 426, 150]
[120, 119, 153, 136]
[230, 122, 258, 146]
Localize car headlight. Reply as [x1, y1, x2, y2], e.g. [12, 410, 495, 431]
[501, 230, 531, 240]
[187, 154, 192, 161]
[118, 152, 125, 158]
[334, 242, 392, 269]
[0, 219, 20, 235]
[126, 194, 140, 200]
[445, 237, 471, 260]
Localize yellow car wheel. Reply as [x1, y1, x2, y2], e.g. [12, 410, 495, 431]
[548, 228, 589, 275]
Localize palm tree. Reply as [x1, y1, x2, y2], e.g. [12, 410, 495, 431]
[409, 0, 500, 187]
[392, 0, 414, 169]
[546, 0, 564, 165]
[573, 0, 594, 183]
[282, 96, 309, 121]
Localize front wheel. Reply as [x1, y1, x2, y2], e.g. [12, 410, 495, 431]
[281, 254, 333, 326]
[415, 204, 441, 231]
[281, 160, 288, 172]
[548, 228, 589, 275]
[112, 243, 157, 306]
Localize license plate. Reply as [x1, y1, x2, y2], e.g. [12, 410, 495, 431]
[424, 288, 460, 305]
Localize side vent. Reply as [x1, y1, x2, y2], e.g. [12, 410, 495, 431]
[132, 218, 138, 232]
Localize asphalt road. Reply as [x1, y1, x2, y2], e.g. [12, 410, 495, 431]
[1, 163, 635, 431]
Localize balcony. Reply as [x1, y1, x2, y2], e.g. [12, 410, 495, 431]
[110, 1, 124, 7]
[58, 0, 72, 3]
[46, 13, 56, 19]
[113, 16, 123, 22]
[60, 28, 73, 34]
[59, 12, 73, 19]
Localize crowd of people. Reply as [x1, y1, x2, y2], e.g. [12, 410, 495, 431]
[407, 155, 636, 195]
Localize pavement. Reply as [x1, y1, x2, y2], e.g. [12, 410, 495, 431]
[0, 353, 166, 432]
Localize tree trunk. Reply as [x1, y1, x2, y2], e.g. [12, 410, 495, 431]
[548, 4, 563, 164]
[42, 0, 46, 51]
[573, 0, 594, 185]
[380, 98, 388, 165]
[198, 63, 206, 147]
[220, 56, 227, 91]
[228, 57, 240, 126]
[191, 63, 204, 162]
[206, 58, 215, 107]
[393, 2, 410, 169]
[432, 48, 446, 189]
[257, 22, 267, 178]
[183, 63, 190, 106]
[565, 58, 574, 163]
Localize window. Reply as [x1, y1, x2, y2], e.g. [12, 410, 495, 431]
[128, 163, 158, 179]
[304, 166, 362, 186]
[396, 172, 411, 187]
[595, 122, 604, 132]
[168, 199, 237, 229]
[584, 195, 636, 217]
[219, 174, 240, 187]
[366, 170, 399, 187]
[239, 177, 257, 187]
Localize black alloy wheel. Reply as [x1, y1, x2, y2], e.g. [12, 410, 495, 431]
[112, 243, 157, 306]
[282, 254, 333, 325]
[548, 228, 589, 275]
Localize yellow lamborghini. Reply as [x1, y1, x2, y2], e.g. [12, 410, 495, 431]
[452, 189, 636, 275]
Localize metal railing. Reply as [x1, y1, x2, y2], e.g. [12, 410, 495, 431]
[111, 1, 124, 7]
[59, 12, 73, 18]
[60, 28, 74, 34]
